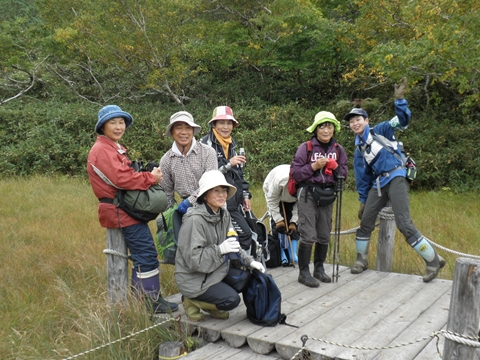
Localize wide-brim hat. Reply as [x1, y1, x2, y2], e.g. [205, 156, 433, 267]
[96, 105, 133, 133]
[343, 108, 368, 121]
[208, 106, 238, 128]
[165, 111, 201, 138]
[197, 170, 237, 201]
[306, 111, 341, 134]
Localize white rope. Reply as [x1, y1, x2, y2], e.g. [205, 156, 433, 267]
[62, 316, 177, 359]
[426, 238, 480, 260]
[300, 329, 480, 354]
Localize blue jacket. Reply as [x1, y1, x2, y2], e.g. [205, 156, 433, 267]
[354, 99, 412, 203]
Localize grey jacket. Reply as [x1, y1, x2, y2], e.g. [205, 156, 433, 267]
[174, 203, 254, 298]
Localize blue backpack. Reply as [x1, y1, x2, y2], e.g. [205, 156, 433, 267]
[243, 270, 296, 327]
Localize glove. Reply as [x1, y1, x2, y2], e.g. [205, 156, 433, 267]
[250, 260, 265, 273]
[324, 158, 338, 176]
[177, 199, 192, 214]
[358, 202, 365, 220]
[219, 238, 241, 255]
[288, 222, 297, 235]
[394, 77, 408, 99]
[275, 221, 286, 234]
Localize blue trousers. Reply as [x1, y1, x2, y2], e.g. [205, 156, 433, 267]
[121, 223, 159, 273]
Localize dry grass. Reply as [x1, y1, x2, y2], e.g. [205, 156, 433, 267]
[1, 176, 478, 359]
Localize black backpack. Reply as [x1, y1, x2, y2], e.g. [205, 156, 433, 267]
[265, 234, 282, 268]
[243, 270, 285, 327]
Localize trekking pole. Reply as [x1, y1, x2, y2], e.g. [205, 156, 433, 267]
[332, 176, 344, 282]
[281, 201, 295, 268]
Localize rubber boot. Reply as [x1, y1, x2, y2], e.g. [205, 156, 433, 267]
[132, 268, 178, 314]
[351, 237, 370, 274]
[297, 243, 319, 288]
[410, 235, 446, 282]
[290, 240, 299, 263]
[187, 298, 229, 320]
[182, 296, 204, 322]
[313, 244, 331, 283]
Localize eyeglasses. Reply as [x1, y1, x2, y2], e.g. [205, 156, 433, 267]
[318, 123, 334, 130]
[211, 188, 228, 196]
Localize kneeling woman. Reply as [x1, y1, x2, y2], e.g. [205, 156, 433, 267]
[175, 170, 265, 321]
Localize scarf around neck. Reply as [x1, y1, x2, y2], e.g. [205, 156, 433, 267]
[212, 128, 232, 159]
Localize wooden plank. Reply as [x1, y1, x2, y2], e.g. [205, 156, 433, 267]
[331, 279, 451, 360]
[278, 271, 411, 359]
[181, 341, 283, 359]
[273, 270, 391, 359]
[414, 324, 446, 360]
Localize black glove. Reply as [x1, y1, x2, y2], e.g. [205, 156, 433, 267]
[394, 77, 408, 99]
[358, 203, 365, 221]
[276, 221, 286, 234]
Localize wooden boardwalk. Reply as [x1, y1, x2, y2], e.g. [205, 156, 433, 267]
[163, 264, 452, 360]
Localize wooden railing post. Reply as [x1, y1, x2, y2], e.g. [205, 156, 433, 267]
[443, 257, 480, 360]
[106, 228, 128, 305]
[376, 206, 395, 272]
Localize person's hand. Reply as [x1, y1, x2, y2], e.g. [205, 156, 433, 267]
[243, 198, 251, 211]
[276, 220, 286, 234]
[250, 261, 265, 273]
[324, 158, 338, 175]
[288, 222, 297, 234]
[312, 157, 329, 171]
[177, 199, 192, 214]
[394, 77, 408, 99]
[150, 167, 162, 184]
[219, 238, 241, 255]
[358, 202, 365, 220]
[229, 155, 246, 167]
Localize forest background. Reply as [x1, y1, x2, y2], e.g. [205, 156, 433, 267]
[0, 0, 479, 191]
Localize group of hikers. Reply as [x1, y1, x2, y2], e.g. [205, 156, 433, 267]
[87, 77, 445, 321]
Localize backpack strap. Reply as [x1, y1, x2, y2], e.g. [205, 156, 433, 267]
[369, 129, 406, 166]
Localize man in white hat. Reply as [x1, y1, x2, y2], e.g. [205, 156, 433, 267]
[159, 111, 218, 213]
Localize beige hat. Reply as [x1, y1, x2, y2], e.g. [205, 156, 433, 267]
[165, 111, 201, 137]
[197, 170, 237, 201]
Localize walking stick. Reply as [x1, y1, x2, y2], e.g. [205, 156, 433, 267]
[281, 201, 295, 268]
[332, 175, 344, 282]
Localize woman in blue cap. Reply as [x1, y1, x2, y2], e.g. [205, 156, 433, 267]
[87, 105, 178, 314]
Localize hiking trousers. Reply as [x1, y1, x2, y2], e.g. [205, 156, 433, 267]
[357, 176, 418, 240]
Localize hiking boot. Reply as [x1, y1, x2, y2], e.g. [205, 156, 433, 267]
[298, 243, 319, 288]
[182, 296, 204, 321]
[351, 253, 368, 274]
[423, 255, 446, 283]
[313, 244, 331, 283]
[147, 296, 179, 314]
[187, 298, 229, 320]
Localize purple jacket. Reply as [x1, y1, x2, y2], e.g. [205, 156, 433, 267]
[291, 137, 348, 186]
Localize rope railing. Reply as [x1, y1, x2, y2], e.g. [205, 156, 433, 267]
[61, 316, 178, 360]
[290, 330, 480, 360]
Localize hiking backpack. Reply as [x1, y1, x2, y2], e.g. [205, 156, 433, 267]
[156, 205, 183, 264]
[243, 269, 286, 327]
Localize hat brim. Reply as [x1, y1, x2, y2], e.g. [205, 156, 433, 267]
[208, 116, 239, 128]
[165, 121, 201, 137]
[95, 111, 133, 133]
[197, 183, 237, 201]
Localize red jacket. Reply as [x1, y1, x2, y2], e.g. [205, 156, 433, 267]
[87, 136, 157, 228]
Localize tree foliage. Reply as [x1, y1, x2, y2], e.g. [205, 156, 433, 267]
[0, 0, 479, 190]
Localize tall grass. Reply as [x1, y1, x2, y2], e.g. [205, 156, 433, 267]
[1, 176, 478, 359]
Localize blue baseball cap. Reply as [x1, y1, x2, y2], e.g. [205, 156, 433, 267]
[343, 108, 368, 121]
